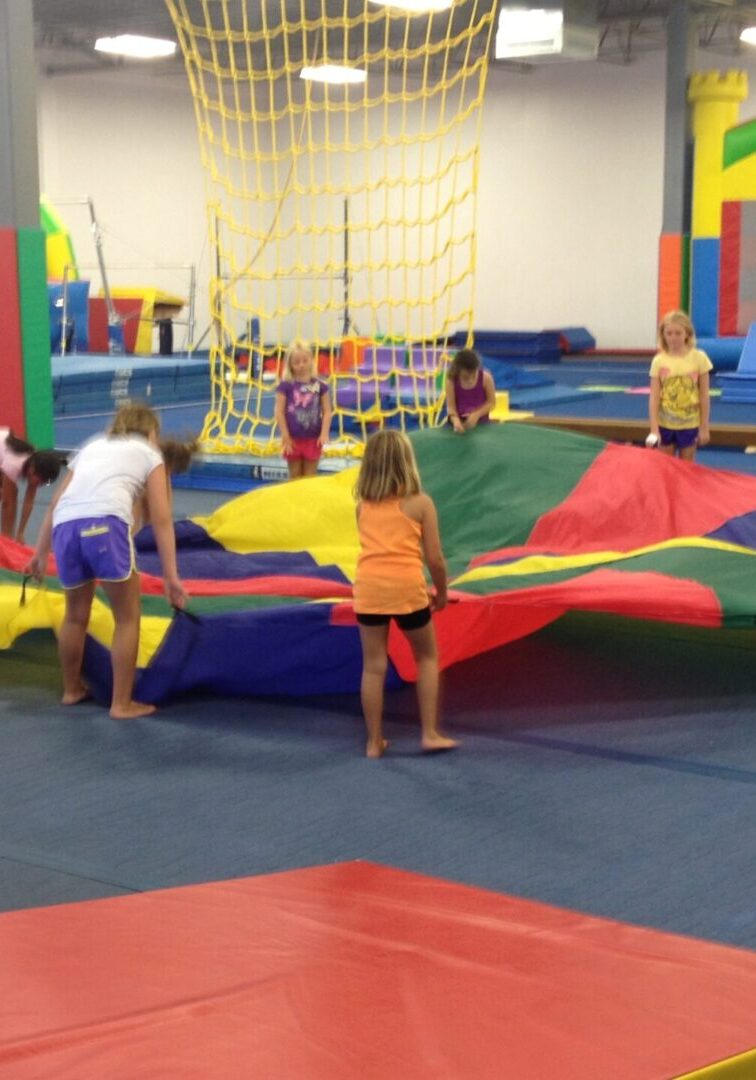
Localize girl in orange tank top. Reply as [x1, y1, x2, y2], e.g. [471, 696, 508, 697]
[354, 430, 458, 759]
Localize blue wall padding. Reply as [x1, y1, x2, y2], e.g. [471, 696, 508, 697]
[48, 281, 90, 352]
[448, 330, 562, 362]
[481, 357, 553, 391]
[734, 322, 756, 373]
[696, 337, 744, 368]
[718, 378, 756, 401]
[50, 353, 213, 414]
[555, 327, 596, 353]
[690, 238, 720, 338]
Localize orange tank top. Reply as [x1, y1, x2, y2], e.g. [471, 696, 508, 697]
[353, 498, 429, 615]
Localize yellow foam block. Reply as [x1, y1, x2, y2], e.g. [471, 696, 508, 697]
[491, 391, 534, 423]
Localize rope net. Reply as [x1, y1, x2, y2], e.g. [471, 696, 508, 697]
[166, 0, 498, 454]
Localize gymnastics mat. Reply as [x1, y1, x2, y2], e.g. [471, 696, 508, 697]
[1, 862, 755, 1078]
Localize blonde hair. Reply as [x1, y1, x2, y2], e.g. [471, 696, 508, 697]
[108, 403, 160, 440]
[658, 310, 696, 350]
[282, 339, 314, 381]
[355, 429, 422, 502]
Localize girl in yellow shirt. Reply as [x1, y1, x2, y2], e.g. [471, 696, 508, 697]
[649, 310, 712, 461]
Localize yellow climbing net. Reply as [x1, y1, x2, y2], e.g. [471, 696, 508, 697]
[166, 0, 498, 454]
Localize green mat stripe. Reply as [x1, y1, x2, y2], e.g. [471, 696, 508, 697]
[411, 424, 605, 574]
[17, 227, 53, 447]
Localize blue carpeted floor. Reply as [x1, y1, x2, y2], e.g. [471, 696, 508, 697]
[3, 613, 756, 948]
[5, 386, 756, 949]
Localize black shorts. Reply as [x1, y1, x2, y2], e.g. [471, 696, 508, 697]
[356, 606, 431, 630]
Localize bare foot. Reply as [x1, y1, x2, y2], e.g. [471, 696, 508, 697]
[110, 701, 156, 720]
[366, 738, 390, 759]
[61, 685, 91, 706]
[421, 733, 459, 753]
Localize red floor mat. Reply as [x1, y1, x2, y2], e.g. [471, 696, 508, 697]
[1, 862, 755, 1079]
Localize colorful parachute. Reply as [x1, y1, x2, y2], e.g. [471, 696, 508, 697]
[2, 424, 756, 703]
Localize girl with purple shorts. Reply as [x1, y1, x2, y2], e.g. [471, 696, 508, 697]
[26, 404, 187, 719]
[649, 311, 712, 462]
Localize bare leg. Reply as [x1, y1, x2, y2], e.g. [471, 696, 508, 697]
[301, 458, 319, 478]
[680, 445, 697, 462]
[358, 622, 390, 757]
[659, 443, 675, 457]
[58, 581, 96, 704]
[287, 459, 304, 480]
[404, 621, 458, 752]
[101, 574, 155, 719]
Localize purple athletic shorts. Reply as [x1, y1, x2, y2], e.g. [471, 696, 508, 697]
[52, 516, 134, 589]
[659, 426, 698, 449]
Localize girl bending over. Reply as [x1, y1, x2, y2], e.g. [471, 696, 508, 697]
[445, 348, 496, 434]
[26, 404, 187, 719]
[0, 427, 62, 544]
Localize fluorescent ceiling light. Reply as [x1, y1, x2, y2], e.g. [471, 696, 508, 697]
[94, 35, 177, 59]
[300, 64, 367, 84]
[741, 26, 756, 45]
[495, 8, 563, 58]
[369, 0, 453, 11]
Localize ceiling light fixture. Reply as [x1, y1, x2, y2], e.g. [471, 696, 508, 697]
[369, 0, 453, 11]
[94, 35, 177, 60]
[300, 64, 367, 84]
[740, 26, 756, 45]
[495, 8, 564, 58]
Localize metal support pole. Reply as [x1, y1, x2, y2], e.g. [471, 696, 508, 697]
[661, 1, 695, 236]
[59, 264, 69, 358]
[187, 263, 196, 353]
[86, 196, 118, 326]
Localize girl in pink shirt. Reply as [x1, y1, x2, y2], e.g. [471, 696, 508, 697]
[0, 428, 62, 544]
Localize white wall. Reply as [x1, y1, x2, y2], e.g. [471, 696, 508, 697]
[36, 49, 756, 351]
[37, 68, 210, 351]
[477, 53, 666, 348]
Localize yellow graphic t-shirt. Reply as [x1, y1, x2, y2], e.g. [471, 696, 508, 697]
[649, 348, 713, 430]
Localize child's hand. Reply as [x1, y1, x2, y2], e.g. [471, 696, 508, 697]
[698, 426, 710, 447]
[23, 553, 46, 581]
[165, 577, 188, 609]
[429, 589, 447, 612]
[281, 434, 294, 454]
[463, 414, 479, 431]
[451, 417, 465, 434]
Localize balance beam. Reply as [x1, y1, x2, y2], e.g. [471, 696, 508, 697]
[514, 416, 756, 449]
